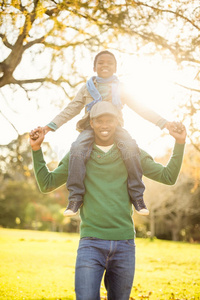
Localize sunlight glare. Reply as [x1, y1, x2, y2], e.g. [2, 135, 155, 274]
[118, 54, 186, 155]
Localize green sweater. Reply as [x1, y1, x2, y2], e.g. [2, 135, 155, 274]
[32, 143, 185, 240]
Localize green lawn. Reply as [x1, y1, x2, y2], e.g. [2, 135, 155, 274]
[0, 228, 199, 300]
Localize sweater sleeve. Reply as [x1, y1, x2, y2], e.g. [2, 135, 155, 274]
[32, 149, 70, 193]
[140, 142, 185, 185]
[120, 84, 168, 129]
[49, 84, 86, 129]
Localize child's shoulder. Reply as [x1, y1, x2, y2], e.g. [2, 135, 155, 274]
[76, 83, 88, 96]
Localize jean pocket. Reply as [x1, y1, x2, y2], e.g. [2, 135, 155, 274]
[78, 237, 99, 250]
[126, 239, 135, 247]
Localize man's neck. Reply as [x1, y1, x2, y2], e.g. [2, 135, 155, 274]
[95, 144, 114, 153]
[94, 138, 115, 147]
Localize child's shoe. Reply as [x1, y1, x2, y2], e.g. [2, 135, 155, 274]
[132, 198, 149, 216]
[63, 200, 83, 217]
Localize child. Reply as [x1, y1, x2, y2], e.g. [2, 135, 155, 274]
[31, 50, 174, 217]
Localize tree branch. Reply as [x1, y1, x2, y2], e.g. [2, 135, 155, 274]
[174, 82, 200, 93]
[23, 36, 45, 51]
[0, 33, 13, 49]
[133, 0, 200, 30]
[0, 110, 19, 136]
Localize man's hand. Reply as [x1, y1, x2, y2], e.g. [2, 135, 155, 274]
[30, 125, 52, 140]
[167, 122, 186, 144]
[29, 127, 45, 151]
[165, 121, 185, 133]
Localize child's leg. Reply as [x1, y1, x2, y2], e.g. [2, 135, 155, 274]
[64, 128, 94, 216]
[115, 126, 149, 215]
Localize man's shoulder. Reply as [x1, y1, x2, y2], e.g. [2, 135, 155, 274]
[140, 149, 153, 159]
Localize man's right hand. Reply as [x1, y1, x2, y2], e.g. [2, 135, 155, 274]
[30, 125, 52, 140]
[29, 127, 45, 151]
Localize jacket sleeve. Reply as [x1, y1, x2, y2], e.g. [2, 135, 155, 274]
[50, 84, 87, 129]
[32, 149, 69, 193]
[120, 84, 168, 129]
[140, 143, 185, 185]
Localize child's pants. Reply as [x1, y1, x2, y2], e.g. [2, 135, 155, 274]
[67, 126, 145, 204]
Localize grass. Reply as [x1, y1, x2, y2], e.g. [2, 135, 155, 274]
[0, 229, 200, 300]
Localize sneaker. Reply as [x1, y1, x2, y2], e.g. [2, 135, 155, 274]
[63, 200, 83, 217]
[132, 199, 149, 216]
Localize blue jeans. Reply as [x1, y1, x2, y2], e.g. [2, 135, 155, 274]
[75, 238, 136, 300]
[67, 126, 145, 203]
[67, 127, 94, 203]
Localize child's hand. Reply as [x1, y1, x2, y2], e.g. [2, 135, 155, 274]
[167, 122, 186, 144]
[171, 122, 185, 133]
[43, 125, 52, 135]
[165, 121, 185, 134]
[30, 128, 40, 140]
[30, 126, 52, 140]
[29, 127, 45, 151]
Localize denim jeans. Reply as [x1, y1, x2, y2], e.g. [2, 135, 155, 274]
[75, 238, 136, 300]
[115, 126, 145, 201]
[67, 127, 94, 203]
[67, 126, 145, 203]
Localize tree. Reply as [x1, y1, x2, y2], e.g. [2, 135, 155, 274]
[1, 1, 200, 238]
[0, 0, 132, 90]
[0, 180, 42, 228]
[120, 1, 200, 150]
[1, 1, 200, 149]
[0, 178, 68, 231]
[141, 145, 200, 242]
[0, 133, 69, 231]
[0, 132, 55, 180]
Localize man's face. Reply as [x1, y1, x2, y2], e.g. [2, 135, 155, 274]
[93, 54, 116, 78]
[90, 114, 118, 146]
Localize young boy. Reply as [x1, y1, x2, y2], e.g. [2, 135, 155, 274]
[31, 50, 178, 217]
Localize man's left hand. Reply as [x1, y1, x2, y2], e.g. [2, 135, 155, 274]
[167, 122, 186, 144]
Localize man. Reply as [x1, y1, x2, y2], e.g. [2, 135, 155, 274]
[30, 101, 186, 300]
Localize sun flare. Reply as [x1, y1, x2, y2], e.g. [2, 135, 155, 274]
[117, 54, 185, 155]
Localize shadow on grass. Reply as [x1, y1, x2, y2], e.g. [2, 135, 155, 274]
[28, 298, 74, 300]
[28, 298, 108, 300]
[29, 297, 109, 300]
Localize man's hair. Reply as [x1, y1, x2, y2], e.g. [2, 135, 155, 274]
[93, 50, 117, 68]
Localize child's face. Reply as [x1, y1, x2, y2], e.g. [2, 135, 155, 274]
[94, 54, 116, 78]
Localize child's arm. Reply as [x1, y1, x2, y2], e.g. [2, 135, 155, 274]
[121, 84, 169, 129]
[30, 84, 86, 139]
[49, 84, 86, 129]
[30, 125, 53, 140]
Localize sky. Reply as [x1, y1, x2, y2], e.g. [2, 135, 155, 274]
[0, 50, 192, 161]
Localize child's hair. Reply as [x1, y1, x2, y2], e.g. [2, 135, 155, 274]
[93, 50, 117, 68]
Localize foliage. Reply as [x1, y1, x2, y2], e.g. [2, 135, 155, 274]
[0, 132, 55, 180]
[1, 133, 200, 240]
[0, 179, 69, 231]
[0, 133, 67, 231]
[0, 0, 132, 90]
[0, 229, 200, 299]
[1, 0, 200, 149]
[1, 1, 200, 240]
[0, 133, 79, 233]
[137, 144, 200, 242]
[0, 133, 32, 180]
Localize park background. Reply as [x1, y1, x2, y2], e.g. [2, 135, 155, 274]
[0, 0, 200, 299]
